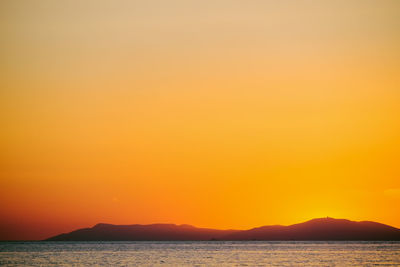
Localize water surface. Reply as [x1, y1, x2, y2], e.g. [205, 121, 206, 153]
[1, 241, 399, 266]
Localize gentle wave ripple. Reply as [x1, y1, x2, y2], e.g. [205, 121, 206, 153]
[1, 241, 399, 266]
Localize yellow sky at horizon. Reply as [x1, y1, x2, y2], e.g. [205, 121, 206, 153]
[1, 0, 400, 239]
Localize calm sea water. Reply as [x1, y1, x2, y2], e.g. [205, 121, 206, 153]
[0, 241, 399, 266]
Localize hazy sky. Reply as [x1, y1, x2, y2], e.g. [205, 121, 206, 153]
[1, 0, 400, 240]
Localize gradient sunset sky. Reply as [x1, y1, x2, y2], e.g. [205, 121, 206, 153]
[1, 0, 400, 240]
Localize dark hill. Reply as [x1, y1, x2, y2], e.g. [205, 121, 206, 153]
[46, 223, 239, 241]
[45, 218, 400, 241]
[223, 218, 400, 241]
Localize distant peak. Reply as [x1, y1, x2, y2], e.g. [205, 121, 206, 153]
[179, 224, 195, 228]
[307, 217, 350, 223]
[92, 223, 113, 228]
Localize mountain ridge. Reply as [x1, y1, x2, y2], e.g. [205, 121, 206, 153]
[46, 218, 400, 241]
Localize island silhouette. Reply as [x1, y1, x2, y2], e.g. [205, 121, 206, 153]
[46, 218, 400, 241]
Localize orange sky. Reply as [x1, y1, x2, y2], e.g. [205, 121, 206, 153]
[1, 0, 400, 240]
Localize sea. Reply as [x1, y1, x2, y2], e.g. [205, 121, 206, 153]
[0, 241, 399, 266]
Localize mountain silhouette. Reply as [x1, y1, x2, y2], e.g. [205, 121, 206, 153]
[46, 218, 400, 241]
[223, 218, 400, 241]
[46, 223, 239, 241]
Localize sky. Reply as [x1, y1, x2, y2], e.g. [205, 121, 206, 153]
[1, 0, 400, 240]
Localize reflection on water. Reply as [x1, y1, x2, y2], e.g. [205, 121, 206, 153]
[1, 241, 399, 266]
